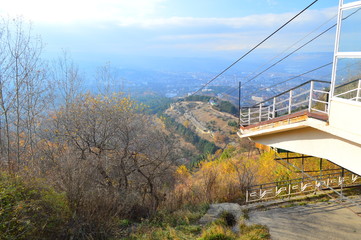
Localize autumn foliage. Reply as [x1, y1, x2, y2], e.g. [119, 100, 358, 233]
[166, 147, 338, 209]
[164, 147, 269, 208]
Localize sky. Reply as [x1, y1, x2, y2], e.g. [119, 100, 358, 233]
[0, 0, 341, 69]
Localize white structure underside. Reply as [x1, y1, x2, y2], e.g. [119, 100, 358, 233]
[240, 98, 361, 175]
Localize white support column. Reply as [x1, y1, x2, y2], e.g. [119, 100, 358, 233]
[288, 90, 293, 114]
[329, 0, 344, 112]
[308, 81, 314, 112]
[259, 103, 263, 122]
[273, 97, 276, 118]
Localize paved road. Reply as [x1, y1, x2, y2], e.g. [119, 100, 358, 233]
[247, 199, 361, 240]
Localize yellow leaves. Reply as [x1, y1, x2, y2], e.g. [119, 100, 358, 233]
[172, 146, 317, 206]
[175, 165, 190, 179]
[214, 149, 223, 156]
[169, 140, 352, 211]
[256, 151, 278, 183]
[173, 153, 253, 205]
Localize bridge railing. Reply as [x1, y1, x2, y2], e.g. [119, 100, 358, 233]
[334, 78, 361, 102]
[240, 80, 331, 126]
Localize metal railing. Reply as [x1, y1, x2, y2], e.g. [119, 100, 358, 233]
[240, 80, 330, 126]
[246, 170, 361, 203]
[334, 79, 361, 101]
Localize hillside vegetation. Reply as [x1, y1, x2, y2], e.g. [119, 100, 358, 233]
[165, 100, 239, 148]
[0, 18, 341, 240]
[184, 95, 238, 116]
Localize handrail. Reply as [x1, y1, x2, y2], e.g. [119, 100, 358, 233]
[336, 88, 358, 97]
[334, 79, 361, 102]
[335, 78, 360, 90]
[240, 80, 331, 126]
[242, 80, 331, 108]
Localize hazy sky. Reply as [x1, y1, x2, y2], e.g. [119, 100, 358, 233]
[0, 0, 340, 66]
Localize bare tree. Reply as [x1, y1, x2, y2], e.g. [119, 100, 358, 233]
[95, 62, 121, 96]
[52, 50, 82, 109]
[46, 93, 177, 217]
[0, 17, 48, 172]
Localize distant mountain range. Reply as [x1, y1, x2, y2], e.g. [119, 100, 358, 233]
[81, 52, 334, 99]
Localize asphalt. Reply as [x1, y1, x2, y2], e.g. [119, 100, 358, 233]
[247, 198, 361, 240]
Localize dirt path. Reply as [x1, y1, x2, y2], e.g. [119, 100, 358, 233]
[247, 199, 361, 240]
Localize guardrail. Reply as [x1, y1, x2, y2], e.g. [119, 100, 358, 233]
[334, 78, 361, 101]
[240, 80, 331, 126]
[246, 171, 361, 203]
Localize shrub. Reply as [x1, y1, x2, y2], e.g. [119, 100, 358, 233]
[0, 173, 69, 240]
[239, 222, 270, 240]
[227, 120, 238, 127]
[198, 223, 236, 240]
[185, 95, 212, 102]
[213, 101, 238, 116]
[128, 204, 150, 222]
[150, 204, 209, 227]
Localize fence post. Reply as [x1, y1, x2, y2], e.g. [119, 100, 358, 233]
[308, 81, 314, 112]
[288, 90, 293, 114]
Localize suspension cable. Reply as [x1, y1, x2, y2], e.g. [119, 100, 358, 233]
[190, 0, 319, 96]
